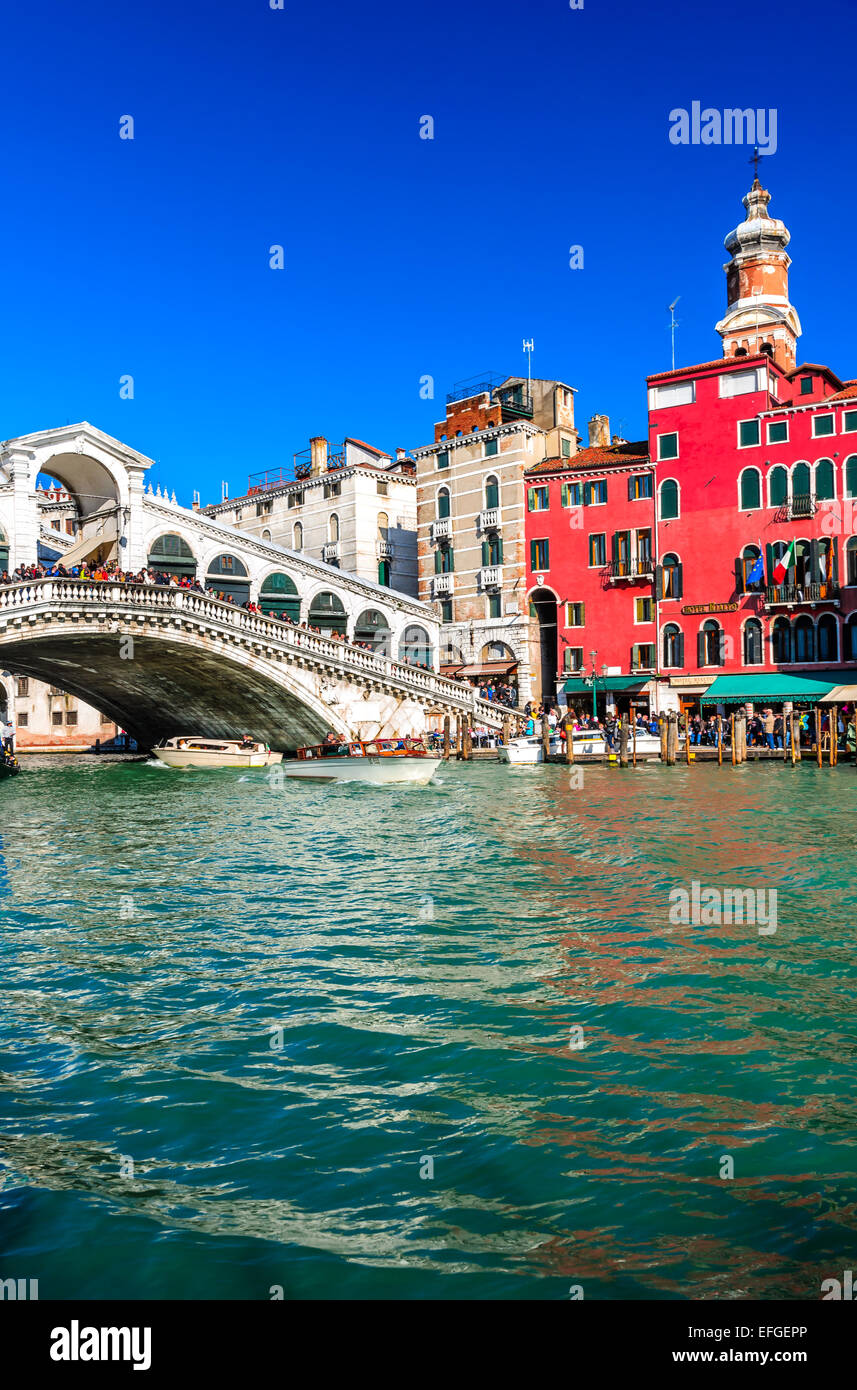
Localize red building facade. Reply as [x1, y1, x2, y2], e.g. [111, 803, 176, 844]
[524, 176, 857, 713]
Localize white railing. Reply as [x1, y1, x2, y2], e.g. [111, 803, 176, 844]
[433, 573, 453, 595]
[322, 541, 340, 562]
[478, 507, 500, 530]
[377, 539, 394, 559]
[0, 579, 504, 723]
[479, 565, 503, 589]
[431, 517, 451, 541]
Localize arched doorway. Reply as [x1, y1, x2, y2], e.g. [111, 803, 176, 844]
[308, 591, 347, 637]
[205, 553, 250, 604]
[147, 533, 197, 578]
[353, 608, 391, 654]
[530, 586, 558, 704]
[259, 572, 300, 622]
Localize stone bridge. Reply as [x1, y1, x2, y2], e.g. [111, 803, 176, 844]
[0, 579, 504, 748]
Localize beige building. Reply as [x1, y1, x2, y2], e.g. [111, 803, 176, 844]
[412, 376, 578, 704]
[202, 436, 417, 599]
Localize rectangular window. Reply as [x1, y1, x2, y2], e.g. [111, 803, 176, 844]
[440, 599, 452, 623]
[844, 411, 857, 433]
[221, 555, 234, 571]
[800, 376, 814, 395]
[377, 480, 388, 495]
[527, 486, 549, 511]
[487, 593, 502, 619]
[583, 479, 607, 505]
[485, 437, 498, 457]
[812, 414, 835, 437]
[588, 533, 606, 567]
[435, 546, 454, 574]
[767, 420, 788, 444]
[563, 647, 584, 673]
[631, 643, 656, 670]
[565, 602, 585, 627]
[738, 419, 760, 447]
[648, 381, 695, 409]
[66, 710, 78, 726]
[718, 368, 765, 399]
[561, 481, 581, 508]
[51, 710, 62, 726]
[287, 491, 304, 508]
[561, 438, 572, 458]
[657, 432, 678, 460]
[636, 528, 653, 563]
[17, 712, 27, 728]
[530, 538, 549, 571]
[323, 481, 341, 498]
[437, 450, 449, 469]
[16, 678, 28, 696]
[634, 597, 653, 623]
[628, 473, 653, 499]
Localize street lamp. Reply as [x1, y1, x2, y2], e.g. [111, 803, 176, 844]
[583, 650, 608, 719]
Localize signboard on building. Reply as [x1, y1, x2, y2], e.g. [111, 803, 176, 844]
[680, 602, 739, 615]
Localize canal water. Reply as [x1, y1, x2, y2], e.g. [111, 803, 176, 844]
[1, 755, 856, 1300]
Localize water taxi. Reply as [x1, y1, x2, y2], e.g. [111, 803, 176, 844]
[499, 728, 668, 764]
[153, 737, 283, 769]
[280, 737, 441, 785]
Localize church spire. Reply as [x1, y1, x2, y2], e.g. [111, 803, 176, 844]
[715, 170, 801, 371]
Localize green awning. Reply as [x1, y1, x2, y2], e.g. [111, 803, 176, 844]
[700, 674, 836, 705]
[563, 676, 649, 695]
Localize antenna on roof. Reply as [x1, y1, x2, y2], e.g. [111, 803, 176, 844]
[221, 481, 228, 502]
[668, 298, 680, 370]
[523, 338, 534, 393]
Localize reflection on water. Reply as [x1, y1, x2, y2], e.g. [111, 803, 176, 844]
[1, 755, 856, 1299]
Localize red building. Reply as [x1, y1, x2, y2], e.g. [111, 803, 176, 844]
[524, 174, 857, 715]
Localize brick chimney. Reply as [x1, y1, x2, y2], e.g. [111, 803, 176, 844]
[395, 447, 407, 462]
[588, 415, 610, 448]
[309, 436, 328, 475]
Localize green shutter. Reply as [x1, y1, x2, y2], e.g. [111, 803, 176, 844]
[481, 539, 489, 566]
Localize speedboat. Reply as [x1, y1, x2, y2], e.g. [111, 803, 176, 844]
[499, 727, 668, 764]
[153, 737, 283, 769]
[279, 737, 441, 784]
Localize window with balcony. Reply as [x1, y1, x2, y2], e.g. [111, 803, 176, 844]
[484, 476, 499, 509]
[434, 546, 454, 574]
[657, 432, 679, 461]
[792, 461, 811, 502]
[812, 414, 835, 438]
[481, 536, 502, 566]
[738, 419, 760, 448]
[637, 528, 653, 564]
[737, 544, 764, 593]
[437, 487, 450, 518]
[530, 538, 549, 571]
[527, 485, 549, 511]
[588, 533, 606, 567]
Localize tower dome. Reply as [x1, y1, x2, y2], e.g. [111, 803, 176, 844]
[715, 176, 801, 370]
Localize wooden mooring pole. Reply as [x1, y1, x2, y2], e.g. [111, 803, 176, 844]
[730, 713, 736, 766]
[443, 715, 451, 760]
[659, 715, 668, 764]
[815, 707, 823, 768]
[463, 715, 473, 761]
[666, 713, 678, 765]
[830, 704, 838, 767]
[455, 716, 463, 760]
[717, 714, 723, 767]
[565, 719, 574, 763]
[542, 716, 551, 763]
[632, 714, 637, 768]
[619, 714, 629, 768]
[684, 709, 691, 764]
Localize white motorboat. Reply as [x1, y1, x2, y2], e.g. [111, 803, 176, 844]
[279, 737, 441, 785]
[499, 728, 669, 764]
[153, 737, 283, 769]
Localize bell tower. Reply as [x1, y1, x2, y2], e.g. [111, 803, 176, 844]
[715, 166, 801, 370]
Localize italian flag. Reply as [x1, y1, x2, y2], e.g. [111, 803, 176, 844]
[773, 540, 795, 585]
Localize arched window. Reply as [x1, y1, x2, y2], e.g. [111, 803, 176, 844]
[769, 465, 788, 507]
[328, 513, 340, 543]
[792, 461, 811, 499]
[354, 608, 391, 654]
[205, 553, 249, 603]
[794, 539, 811, 587]
[817, 613, 838, 663]
[662, 623, 683, 668]
[147, 532, 197, 577]
[659, 478, 679, 520]
[771, 540, 791, 587]
[0, 525, 8, 573]
[699, 619, 724, 667]
[259, 572, 300, 623]
[398, 624, 433, 668]
[261, 529, 272, 543]
[661, 552, 682, 599]
[815, 458, 835, 501]
[792, 614, 815, 663]
[739, 467, 761, 510]
[484, 475, 499, 510]
[741, 544, 763, 591]
[308, 591, 347, 637]
[293, 522, 303, 550]
[377, 511, 389, 540]
[846, 615, 857, 661]
[845, 456, 857, 499]
[846, 536, 857, 586]
[437, 487, 450, 519]
[743, 617, 763, 666]
[772, 616, 791, 663]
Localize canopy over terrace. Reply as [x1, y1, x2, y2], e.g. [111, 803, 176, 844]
[700, 674, 837, 705]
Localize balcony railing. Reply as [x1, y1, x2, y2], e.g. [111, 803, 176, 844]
[606, 556, 655, 581]
[478, 507, 500, 531]
[433, 573, 454, 595]
[322, 541, 340, 562]
[478, 565, 503, 590]
[789, 492, 816, 519]
[498, 391, 533, 419]
[765, 581, 840, 606]
[377, 539, 394, 559]
[431, 517, 451, 541]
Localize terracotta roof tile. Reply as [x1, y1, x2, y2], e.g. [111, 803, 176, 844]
[828, 382, 857, 402]
[646, 356, 769, 382]
[526, 441, 649, 476]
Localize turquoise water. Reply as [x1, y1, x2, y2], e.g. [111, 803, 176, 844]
[1, 754, 856, 1300]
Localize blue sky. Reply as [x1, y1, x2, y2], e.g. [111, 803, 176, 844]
[2, 0, 855, 503]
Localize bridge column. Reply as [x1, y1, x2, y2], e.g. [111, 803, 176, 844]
[124, 464, 148, 571]
[4, 449, 38, 570]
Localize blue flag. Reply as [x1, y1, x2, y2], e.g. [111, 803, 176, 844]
[746, 553, 764, 586]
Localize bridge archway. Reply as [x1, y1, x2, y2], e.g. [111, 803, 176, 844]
[308, 590, 347, 637]
[205, 552, 250, 605]
[147, 532, 198, 578]
[259, 572, 300, 622]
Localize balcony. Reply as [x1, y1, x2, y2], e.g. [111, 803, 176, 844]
[765, 581, 840, 608]
[478, 507, 500, 531]
[789, 492, 816, 519]
[498, 390, 533, 420]
[433, 573, 454, 595]
[431, 517, 451, 541]
[377, 539, 394, 559]
[478, 565, 503, 590]
[322, 541, 340, 563]
[606, 556, 655, 582]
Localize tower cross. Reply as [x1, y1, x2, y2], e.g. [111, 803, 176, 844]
[749, 145, 761, 182]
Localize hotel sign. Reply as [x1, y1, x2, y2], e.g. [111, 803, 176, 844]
[680, 602, 739, 615]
